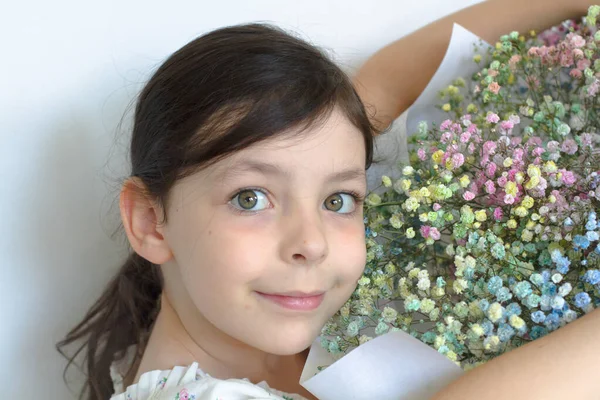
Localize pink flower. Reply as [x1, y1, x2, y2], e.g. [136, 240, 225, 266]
[547, 141, 560, 153]
[488, 69, 499, 77]
[420, 225, 431, 238]
[504, 194, 515, 204]
[571, 68, 583, 79]
[440, 119, 453, 131]
[179, 388, 190, 400]
[486, 112, 500, 124]
[497, 176, 508, 187]
[532, 147, 545, 157]
[493, 207, 503, 220]
[441, 132, 453, 144]
[488, 82, 501, 94]
[468, 142, 476, 154]
[463, 191, 475, 201]
[485, 180, 496, 194]
[452, 153, 465, 169]
[581, 133, 593, 148]
[569, 33, 586, 48]
[483, 141, 497, 155]
[430, 227, 441, 241]
[561, 139, 578, 155]
[418, 148, 427, 160]
[508, 55, 521, 70]
[460, 132, 471, 143]
[513, 148, 524, 162]
[500, 120, 514, 131]
[433, 203, 442, 211]
[577, 58, 590, 70]
[560, 170, 577, 186]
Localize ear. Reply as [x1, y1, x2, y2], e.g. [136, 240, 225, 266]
[119, 177, 173, 264]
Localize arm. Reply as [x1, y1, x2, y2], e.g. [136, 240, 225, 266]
[354, 0, 596, 131]
[431, 307, 600, 399]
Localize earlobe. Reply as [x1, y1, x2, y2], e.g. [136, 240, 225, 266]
[119, 177, 173, 265]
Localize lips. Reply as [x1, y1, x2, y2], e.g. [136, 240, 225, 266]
[256, 291, 325, 311]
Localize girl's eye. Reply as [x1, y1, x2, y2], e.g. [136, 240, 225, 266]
[230, 189, 270, 212]
[324, 193, 359, 214]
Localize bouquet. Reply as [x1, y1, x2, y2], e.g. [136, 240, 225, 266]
[322, 6, 600, 372]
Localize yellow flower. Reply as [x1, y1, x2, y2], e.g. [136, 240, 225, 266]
[548, 194, 557, 203]
[515, 172, 524, 184]
[514, 206, 528, 217]
[432, 150, 445, 164]
[505, 181, 518, 196]
[400, 179, 411, 192]
[459, 175, 470, 188]
[442, 103, 451, 112]
[446, 351, 458, 362]
[503, 157, 513, 168]
[488, 302, 503, 322]
[475, 210, 487, 222]
[527, 164, 541, 177]
[381, 175, 392, 187]
[521, 229, 534, 242]
[544, 161, 557, 173]
[419, 213, 429, 222]
[406, 227, 416, 238]
[366, 193, 382, 206]
[484, 336, 500, 350]
[419, 187, 431, 197]
[524, 175, 540, 190]
[509, 314, 525, 330]
[521, 195, 534, 209]
[473, 54, 482, 63]
[526, 220, 536, 230]
[389, 214, 403, 229]
[470, 324, 484, 337]
[507, 219, 518, 229]
[467, 103, 478, 113]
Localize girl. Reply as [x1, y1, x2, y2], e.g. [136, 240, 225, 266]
[58, 1, 600, 399]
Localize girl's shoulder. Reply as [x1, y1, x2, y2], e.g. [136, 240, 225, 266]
[110, 361, 308, 400]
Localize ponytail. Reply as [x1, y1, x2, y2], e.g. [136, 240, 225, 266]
[57, 252, 163, 400]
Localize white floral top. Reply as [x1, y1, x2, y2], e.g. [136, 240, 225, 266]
[110, 360, 309, 400]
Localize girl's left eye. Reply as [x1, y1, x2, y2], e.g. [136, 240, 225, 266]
[230, 189, 270, 212]
[324, 193, 361, 214]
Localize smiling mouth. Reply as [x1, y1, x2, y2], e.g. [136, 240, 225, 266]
[256, 291, 325, 311]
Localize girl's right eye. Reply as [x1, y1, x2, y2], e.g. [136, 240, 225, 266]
[230, 189, 270, 212]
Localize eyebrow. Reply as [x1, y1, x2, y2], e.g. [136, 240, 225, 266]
[219, 159, 366, 183]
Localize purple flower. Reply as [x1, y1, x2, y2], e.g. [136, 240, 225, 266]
[561, 139, 578, 155]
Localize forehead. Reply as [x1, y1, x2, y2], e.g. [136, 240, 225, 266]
[213, 109, 366, 177]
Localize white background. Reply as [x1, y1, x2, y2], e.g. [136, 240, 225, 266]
[1, 0, 482, 397]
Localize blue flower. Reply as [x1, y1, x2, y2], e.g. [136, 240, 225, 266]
[541, 282, 557, 297]
[479, 298, 490, 312]
[530, 325, 548, 340]
[573, 235, 591, 250]
[544, 312, 560, 331]
[497, 323, 515, 342]
[583, 270, 600, 285]
[524, 294, 541, 309]
[541, 270, 551, 283]
[487, 276, 503, 295]
[513, 281, 533, 299]
[481, 319, 494, 336]
[574, 292, 591, 308]
[554, 255, 571, 274]
[496, 287, 513, 303]
[586, 220, 597, 231]
[587, 231, 599, 242]
[563, 217, 574, 227]
[596, 244, 600, 255]
[506, 302, 522, 317]
[422, 331, 437, 343]
[436, 277, 446, 288]
[531, 310, 546, 323]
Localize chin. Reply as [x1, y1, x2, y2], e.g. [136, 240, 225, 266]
[254, 322, 322, 356]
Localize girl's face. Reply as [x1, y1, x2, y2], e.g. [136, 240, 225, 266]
[160, 108, 367, 355]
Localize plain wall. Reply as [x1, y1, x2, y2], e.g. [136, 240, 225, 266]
[0, 0, 482, 397]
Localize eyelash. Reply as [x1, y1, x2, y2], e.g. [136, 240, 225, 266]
[228, 187, 365, 217]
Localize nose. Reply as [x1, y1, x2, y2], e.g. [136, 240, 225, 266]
[279, 205, 328, 266]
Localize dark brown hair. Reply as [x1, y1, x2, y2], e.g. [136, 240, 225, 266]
[57, 23, 378, 400]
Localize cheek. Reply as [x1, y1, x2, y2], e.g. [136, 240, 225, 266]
[331, 219, 367, 279]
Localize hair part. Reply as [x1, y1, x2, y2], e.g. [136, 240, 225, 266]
[57, 22, 378, 400]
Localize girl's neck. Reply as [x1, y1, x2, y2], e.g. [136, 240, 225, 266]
[129, 295, 316, 398]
